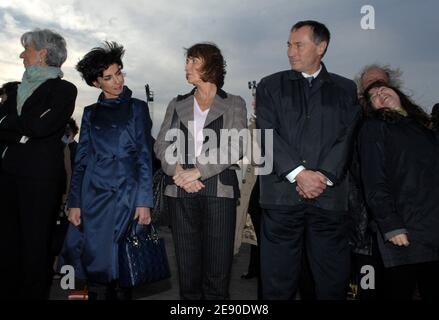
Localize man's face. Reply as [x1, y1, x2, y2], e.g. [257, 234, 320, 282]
[361, 68, 389, 90]
[287, 26, 326, 74]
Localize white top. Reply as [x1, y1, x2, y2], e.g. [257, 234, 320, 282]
[193, 97, 209, 157]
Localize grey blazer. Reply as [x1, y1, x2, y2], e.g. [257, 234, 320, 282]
[154, 88, 247, 198]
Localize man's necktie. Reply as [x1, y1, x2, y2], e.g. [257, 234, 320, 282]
[306, 76, 314, 87]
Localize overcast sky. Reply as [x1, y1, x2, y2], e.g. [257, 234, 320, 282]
[1, 0, 438, 136]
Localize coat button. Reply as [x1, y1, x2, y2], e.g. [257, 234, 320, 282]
[302, 160, 307, 164]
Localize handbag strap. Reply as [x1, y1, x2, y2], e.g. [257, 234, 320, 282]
[126, 219, 159, 241]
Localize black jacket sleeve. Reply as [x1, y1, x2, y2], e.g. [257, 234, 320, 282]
[359, 119, 405, 235]
[318, 84, 362, 184]
[256, 79, 303, 178]
[0, 80, 77, 139]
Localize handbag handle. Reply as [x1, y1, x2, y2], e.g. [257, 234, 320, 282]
[125, 220, 159, 244]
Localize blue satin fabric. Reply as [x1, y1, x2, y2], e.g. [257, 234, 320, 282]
[60, 87, 153, 283]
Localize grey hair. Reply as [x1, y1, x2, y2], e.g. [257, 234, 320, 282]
[21, 29, 67, 67]
[355, 63, 403, 95]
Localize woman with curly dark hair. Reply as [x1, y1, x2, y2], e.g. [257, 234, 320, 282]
[154, 42, 247, 299]
[60, 41, 153, 300]
[358, 81, 439, 299]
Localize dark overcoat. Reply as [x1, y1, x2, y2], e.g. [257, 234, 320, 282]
[256, 64, 361, 211]
[61, 87, 153, 283]
[359, 115, 439, 267]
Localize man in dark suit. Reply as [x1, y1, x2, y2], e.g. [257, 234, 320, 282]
[256, 20, 361, 299]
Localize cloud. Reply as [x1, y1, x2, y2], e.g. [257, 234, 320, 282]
[1, 0, 438, 135]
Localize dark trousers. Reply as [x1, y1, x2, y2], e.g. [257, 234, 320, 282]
[0, 172, 63, 299]
[261, 205, 351, 300]
[168, 196, 237, 300]
[87, 281, 132, 300]
[247, 207, 262, 299]
[245, 178, 262, 298]
[352, 234, 387, 300]
[384, 260, 439, 300]
[298, 249, 316, 300]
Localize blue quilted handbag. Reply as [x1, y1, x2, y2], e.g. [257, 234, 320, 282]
[118, 222, 171, 287]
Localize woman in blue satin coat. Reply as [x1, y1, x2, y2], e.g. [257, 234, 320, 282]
[62, 42, 153, 300]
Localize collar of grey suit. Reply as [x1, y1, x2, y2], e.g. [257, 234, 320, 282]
[175, 87, 230, 129]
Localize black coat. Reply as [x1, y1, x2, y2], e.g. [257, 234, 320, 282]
[359, 115, 439, 267]
[256, 64, 361, 211]
[347, 144, 373, 255]
[0, 78, 77, 180]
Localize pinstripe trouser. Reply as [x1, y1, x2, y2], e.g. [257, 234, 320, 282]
[167, 196, 237, 300]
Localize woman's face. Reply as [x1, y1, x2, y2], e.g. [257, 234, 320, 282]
[19, 43, 47, 68]
[185, 56, 204, 85]
[93, 63, 125, 99]
[368, 86, 402, 110]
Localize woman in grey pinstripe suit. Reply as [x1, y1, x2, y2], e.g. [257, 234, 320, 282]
[154, 43, 247, 300]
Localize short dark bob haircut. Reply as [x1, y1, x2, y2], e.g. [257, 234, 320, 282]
[364, 80, 431, 129]
[76, 41, 125, 86]
[185, 42, 226, 88]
